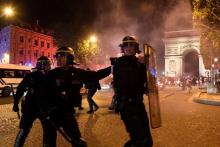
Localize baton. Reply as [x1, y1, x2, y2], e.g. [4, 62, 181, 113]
[45, 115, 72, 143]
[10, 84, 21, 119]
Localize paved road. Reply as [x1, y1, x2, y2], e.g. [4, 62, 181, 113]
[0, 96, 13, 105]
[0, 87, 220, 147]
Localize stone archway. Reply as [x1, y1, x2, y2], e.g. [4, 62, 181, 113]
[163, 30, 207, 77]
[182, 50, 199, 76]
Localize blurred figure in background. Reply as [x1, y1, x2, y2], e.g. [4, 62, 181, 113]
[85, 68, 101, 114]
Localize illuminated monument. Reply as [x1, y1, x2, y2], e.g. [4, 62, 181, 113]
[163, 30, 207, 77]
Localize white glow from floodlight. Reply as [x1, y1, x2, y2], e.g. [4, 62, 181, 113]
[2, 53, 9, 63]
[3, 6, 14, 17]
[90, 35, 97, 43]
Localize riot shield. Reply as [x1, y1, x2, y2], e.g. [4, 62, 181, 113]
[143, 43, 162, 129]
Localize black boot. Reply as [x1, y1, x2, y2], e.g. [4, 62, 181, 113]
[14, 129, 28, 147]
[87, 101, 94, 114]
[72, 138, 87, 147]
[124, 140, 134, 147]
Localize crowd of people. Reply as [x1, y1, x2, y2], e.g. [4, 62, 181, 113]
[157, 75, 207, 91]
[12, 36, 153, 147]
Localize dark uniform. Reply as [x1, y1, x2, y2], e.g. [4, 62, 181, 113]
[74, 81, 84, 110]
[13, 56, 51, 147]
[113, 36, 153, 147]
[39, 46, 111, 147]
[85, 79, 101, 113]
[108, 81, 118, 111]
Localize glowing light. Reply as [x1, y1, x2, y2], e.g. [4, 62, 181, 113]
[3, 6, 14, 17]
[116, 53, 123, 57]
[89, 35, 97, 43]
[25, 63, 33, 67]
[214, 58, 218, 62]
[2, 53, 9, 63]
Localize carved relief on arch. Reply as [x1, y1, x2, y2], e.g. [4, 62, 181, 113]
[180, 44, 199, 55]
[168, 60, 176, 72]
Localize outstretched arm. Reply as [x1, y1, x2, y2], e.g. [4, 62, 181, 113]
[96, 66, 111, 80]
[76, 66, 111, 83]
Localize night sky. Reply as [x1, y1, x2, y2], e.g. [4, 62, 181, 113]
[1, 0, 193, 71]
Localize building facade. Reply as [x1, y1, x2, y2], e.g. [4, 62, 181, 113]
[163, 30, 208, 77]
[0, 25, 57, 66]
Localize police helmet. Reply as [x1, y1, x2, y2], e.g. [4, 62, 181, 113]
[36, 56, 51, 70]
[119, 36, 141, 54]
[55, 46, 76, 65]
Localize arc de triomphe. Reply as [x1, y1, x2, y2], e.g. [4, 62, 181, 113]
[163, 30, 207, 77]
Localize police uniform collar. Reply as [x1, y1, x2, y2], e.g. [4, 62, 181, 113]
[122, 55, 137, 60]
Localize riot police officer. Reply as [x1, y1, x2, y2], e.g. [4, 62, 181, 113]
[112, 36, 153, 147]
[39, 46, 111, 147]
[13, 56, 51, 147]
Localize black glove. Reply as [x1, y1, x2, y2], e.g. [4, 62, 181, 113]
[13, 102, 19, 112]
[110, 57, 118, 65]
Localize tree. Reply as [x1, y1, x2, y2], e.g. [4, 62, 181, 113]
[193, 0, 220, 68]
[75, 39, 100, 66]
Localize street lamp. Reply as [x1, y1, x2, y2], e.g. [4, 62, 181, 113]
[89, 35, 97, 43]
[0, 6, 15, 65]
[88, 35, 98, 52]
[3, 6, 14, 17]
[214, 57, 219, 83]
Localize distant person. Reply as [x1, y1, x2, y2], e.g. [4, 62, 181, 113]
[85, 68, 101, 114]
[12, 56, 51, 147]
[187, 79, 192, 94]
[181, 77, 186, 90]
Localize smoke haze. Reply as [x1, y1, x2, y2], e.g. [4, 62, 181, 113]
[91, 0, 193, 71]
[3, 0, 193, 71]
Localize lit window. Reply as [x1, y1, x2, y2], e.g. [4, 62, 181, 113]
[34, 40, 38, 46]
[47, 43, 50, 48]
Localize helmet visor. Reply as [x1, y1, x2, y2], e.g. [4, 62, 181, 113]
[122, 42, 138, 48]
[54, 52, 69, 58]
